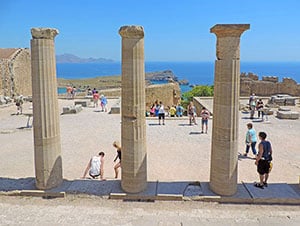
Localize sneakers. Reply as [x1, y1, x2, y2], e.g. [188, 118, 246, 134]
[254, 182, 264, 189]
[243, 153, 248, 157]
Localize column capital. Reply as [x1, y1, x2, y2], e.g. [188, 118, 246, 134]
[31, 28, 59, 40]
[119, 25, 144, 38]
[210, 24, 250, 37]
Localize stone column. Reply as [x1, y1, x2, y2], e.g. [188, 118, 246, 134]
[119, 25, 147, 193]
[31, 28, 63, 189]
[209, 24, 250, 196]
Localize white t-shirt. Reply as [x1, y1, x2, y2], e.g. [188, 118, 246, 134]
[158, 104, 165, 114]
[89, 156, 101, 176]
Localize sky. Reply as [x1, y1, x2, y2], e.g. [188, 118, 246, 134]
[0, 0, 299, 62]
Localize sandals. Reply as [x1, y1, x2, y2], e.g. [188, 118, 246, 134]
[254, 182, 264, 189]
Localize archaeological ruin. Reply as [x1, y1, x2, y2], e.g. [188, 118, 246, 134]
[209, 24, 250, 195]
[31, 28, 63, 189]
[0, 48, 31, 97]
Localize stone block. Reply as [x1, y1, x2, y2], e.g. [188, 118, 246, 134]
[74, 100, 89, 107]
[63, 105, 82, 114]
[0, 96, 6, 105]
[277, 111, 299, 119]
[278, 107, 291, 111]
[110, 106, 120, 114]
[109, 98, 121, 114]
[243, 182, 300, 204]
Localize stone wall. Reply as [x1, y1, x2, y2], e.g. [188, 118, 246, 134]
[240, 73, 300, 96]
[12, 49, 31, 96]
[0, 48, 31, 97]
[72, 82, 181, 109]
[145, 82, 181, 108]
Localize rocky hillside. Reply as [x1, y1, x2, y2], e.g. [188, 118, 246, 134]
[145, 70, 178, 82]
[56, 54, 114, 63]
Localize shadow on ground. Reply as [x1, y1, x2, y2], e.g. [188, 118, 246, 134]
[0, 177, 299, 204]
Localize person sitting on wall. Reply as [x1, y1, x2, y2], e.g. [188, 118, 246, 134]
[82, 152, 105, 180]
[169, 105, 176, 117]
[176, 103, 184, 117]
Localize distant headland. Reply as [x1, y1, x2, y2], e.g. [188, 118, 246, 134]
[56, 53, 114, 63]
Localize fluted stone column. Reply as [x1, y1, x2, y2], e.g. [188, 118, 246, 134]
[31, 28, 63, 189]
[119, 25, 147, 193]
[209, 24, 250, 196]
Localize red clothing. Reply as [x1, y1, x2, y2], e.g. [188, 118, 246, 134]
[93, 93, 100, 100]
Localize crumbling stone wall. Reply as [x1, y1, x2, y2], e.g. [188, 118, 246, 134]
[12, 49, 31, 96]
[240, 73, 300, 96]
[145, 82, 181, 108]
[0, 48, 31, 97]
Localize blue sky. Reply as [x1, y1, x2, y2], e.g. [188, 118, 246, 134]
[0, 0, 299, 62]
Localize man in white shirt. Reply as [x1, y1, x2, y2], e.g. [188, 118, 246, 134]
[158, 101, 165, 125]
[82, 152, 105, 180]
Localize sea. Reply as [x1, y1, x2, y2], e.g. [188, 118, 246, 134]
[56, 61, 300, 94]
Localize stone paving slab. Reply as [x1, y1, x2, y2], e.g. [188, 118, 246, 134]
[0, 177, 36, 191]
[1, 178, 300, 204]
[244, 182, 300, 204]
[110, 181, 157, 201]
[65, 179, 118, 196]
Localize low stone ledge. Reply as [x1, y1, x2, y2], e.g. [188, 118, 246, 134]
[278, 107, 291, 111]
[110, 106, 120, 114]
[74, 100, 90, 107]
[20, 190, 65, 198]
[109, 98, 121, 114]
[62, 105, 83, 114]
[277, 111, 299, 119]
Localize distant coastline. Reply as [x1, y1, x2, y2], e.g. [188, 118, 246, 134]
[57, 61, 300, 86]
[56, 53, 114, 63]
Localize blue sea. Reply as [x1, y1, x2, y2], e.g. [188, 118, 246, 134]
[56, 62, 300, 94]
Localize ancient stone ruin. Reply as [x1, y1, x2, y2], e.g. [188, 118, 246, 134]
[240, 72, 300, 97]
[209, 24, 250, 196]
[0, 48, 31, 97]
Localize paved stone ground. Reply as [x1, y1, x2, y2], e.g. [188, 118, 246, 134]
[0, 195, 300, 225]
[1, 98, 299, 183]
[0, 98, 300, 224]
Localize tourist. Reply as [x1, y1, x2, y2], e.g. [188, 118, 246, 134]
[100, 94, 108, 112]
[82, 151, 105, 180]
[87, 88, 93, 96]
[176, 103, 184, 117]
[158, 101, 165, 125]
[15, 95, 24, 115]
[154, 100, 159, 116]
[256, 98, 264, 118]
[200, 107, 210, 133]
[92, 90, 100, 108]
[71, 86, 77, 99]
[249, 93, 256, 119]
[243, 123, 257, 157]
[169, 105, 176, 117]
[66, 85, 72, 99]
[254, 132, 273, 189]
[149, 104, 155, 117]
[188, 101, 197, 125]
[113, 141, 122, 179]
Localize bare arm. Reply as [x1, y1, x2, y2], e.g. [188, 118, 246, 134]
[82, 159, 91, 178]
[100, 158, 104, 180]
[255, 143, 263, 165]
